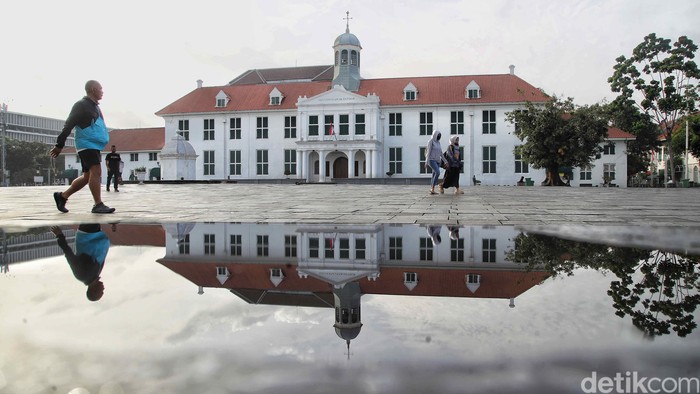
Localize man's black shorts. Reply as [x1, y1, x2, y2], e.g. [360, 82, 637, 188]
[78, 149, 102, 173]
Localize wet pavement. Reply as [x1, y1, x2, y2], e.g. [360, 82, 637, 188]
[0, 183, 698, 228]
[1, 184, 700, 394]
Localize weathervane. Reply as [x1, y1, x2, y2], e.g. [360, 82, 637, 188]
[344, 11, 352, 33]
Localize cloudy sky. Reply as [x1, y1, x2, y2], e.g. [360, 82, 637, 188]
[2, 0, 698, 129]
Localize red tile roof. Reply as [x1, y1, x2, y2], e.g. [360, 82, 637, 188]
[105, 127, 165, 152]
[607, 126, 635, 140]
[156, 73, 549, 116]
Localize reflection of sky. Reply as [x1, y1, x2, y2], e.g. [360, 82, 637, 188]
[2, 245, 699, 393]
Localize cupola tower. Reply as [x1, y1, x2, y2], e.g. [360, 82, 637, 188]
[332, 12, 362, 91]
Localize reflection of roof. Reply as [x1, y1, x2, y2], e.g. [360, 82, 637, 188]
[231, 288, 334, 308]
[100, 224, 165, 247]
[157, 260, 549, 300]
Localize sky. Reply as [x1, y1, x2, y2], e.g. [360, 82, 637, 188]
[2, 0, 699, 130]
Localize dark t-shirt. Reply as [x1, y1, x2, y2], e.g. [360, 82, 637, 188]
[105, 152, 121, 172]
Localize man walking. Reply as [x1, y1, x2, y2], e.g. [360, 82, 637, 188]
[105, 145, 121, 192]
[49, 80, 115, 214]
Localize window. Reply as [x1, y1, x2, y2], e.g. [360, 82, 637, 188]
[419, 237, 433, 261]
[482, 239, 496, 263]
[204, 234, 216, 255]
[450, 111, 464, 134]
[284, 116, 296, 139]
[580, 165, 592, 181]
[308, 115, 319, 136]
[256, 117, 268, 139]
[204, 119, 215, 140]
[204, 150, 215, 176]
[256, 150, 268, 175]
[309, 237, 319, 258]
[339, 238, 350, 259]
[257, 235, 269, 257]
[130, 153, 139, 162]
[341, 49, 348, 64]
[217, 266, 228, 276]
[419, 147, 433, 174]
[514, 146, 529, 173]
[466, 80, 481, 99]
[179, 234, 190, 255]
[389, 113, 402, 136]
[270, 96, 281, 106]
[284, 149, 296, 175]
[405, 90, 416, 101]
[404, 272, 417, 284]
[389, 237, 402, 260]
[339, 114, 349, 135]
[230, 234, 242, 256]
[467, 274, 481, 284]
[389, 147, 402, 174]
[149, 152, 158, 161]
[229, 150, 241, 175]
[355, 114, 365, 135]
[604, 164, 616, 181]
[178, 120, 189, 140]
[324, 238, 334, 258]
[324, 115, 334, 136]
[482, 110, 496, 134]
[483, 146, 496, 174]
[229, 117, 241, 139]
[216, 98, 226, 107]
[285, 235, 297, 257]
[419, 112, 433, 136]
[451, 237, 464, 262]
[355, 238, 366, 260]
[603, 143, 616, 155]
[350, 50, 358, 66]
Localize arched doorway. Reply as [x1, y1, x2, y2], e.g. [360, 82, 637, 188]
[333, 157, 349, 179]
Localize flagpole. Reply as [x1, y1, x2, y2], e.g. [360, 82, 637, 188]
[686, 119, 689, 182]
[1, 103, 7, 187]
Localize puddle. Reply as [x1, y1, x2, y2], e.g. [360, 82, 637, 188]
[1, 223, 699, 393]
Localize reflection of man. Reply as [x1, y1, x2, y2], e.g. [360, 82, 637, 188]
[105, 145, 122, 192]
[51, 224, 110, 301]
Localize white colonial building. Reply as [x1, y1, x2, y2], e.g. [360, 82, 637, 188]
[155, 23, 633, 187]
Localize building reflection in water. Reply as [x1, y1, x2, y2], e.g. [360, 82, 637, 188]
[156, 223, 550, 351]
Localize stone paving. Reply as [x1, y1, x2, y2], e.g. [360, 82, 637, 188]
[0, 183, 699, 230]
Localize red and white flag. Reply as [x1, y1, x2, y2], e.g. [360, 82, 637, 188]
[328, 124, 334, 135]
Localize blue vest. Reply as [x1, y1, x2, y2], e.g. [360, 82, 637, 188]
[75, 116, 109, 151]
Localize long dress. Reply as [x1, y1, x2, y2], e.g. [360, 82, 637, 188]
[442, 145, 462, 189]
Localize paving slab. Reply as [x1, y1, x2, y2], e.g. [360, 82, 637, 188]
[0, 184, 698, 230]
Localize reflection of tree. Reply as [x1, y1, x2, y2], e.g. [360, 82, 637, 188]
[507, 233, 700, 337]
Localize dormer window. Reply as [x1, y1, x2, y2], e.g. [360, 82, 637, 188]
[466, 273, 481, 293]
[403, 83, 417, 101]
[215, 90, 229, 108]
[404, 272, 418, 290]
[270, 268, 284, 287]
[269, 87, 284, 106]
[466, 80, 481, 99]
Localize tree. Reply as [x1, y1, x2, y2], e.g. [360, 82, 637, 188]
[604, 96, 661, 176]
[609, 33, 700, 186]
[507, 232, 700, 337]
[506, 96, 609, 186]
[671, 113, 700, 169]
[4, 138, 57, 185]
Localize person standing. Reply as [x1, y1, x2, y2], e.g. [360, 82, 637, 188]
[49, 80, 115, 214]
[424, 130, 447, 195]
[105, 145, 121, 192]
[440, 135, 464, 195]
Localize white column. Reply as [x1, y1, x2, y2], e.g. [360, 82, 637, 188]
[319, 150, 327, 182]
[348, 149, 356, 177]
[368, 150, 375, 178]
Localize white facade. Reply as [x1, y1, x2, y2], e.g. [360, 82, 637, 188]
[157, 27, 632, 187]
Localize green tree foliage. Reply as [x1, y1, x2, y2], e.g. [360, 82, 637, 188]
[3, 138, 58, 185]
[671, 113, 700, 163]
[609, 33, 700, 184]
[604, 97, 661, 176]
[506, 96, 609, 186]
[508, 233, 700, 337]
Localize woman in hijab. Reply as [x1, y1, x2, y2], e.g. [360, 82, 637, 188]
[425, 130, 447, 194]
[440, 135, 464, 195]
